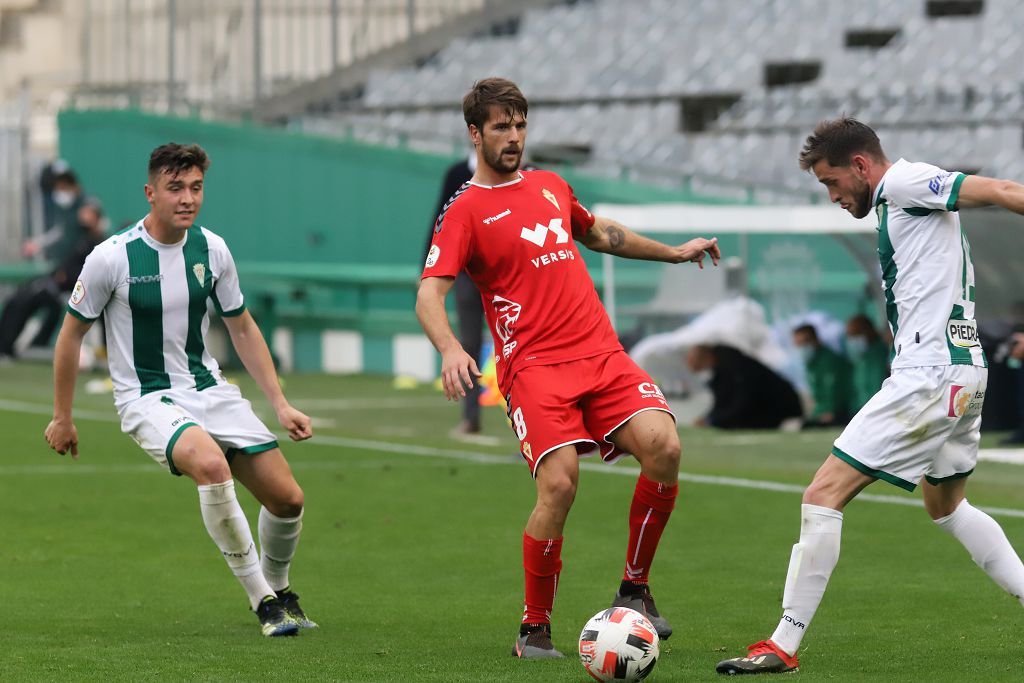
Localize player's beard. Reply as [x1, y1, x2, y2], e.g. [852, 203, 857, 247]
[484, 144, 522, 175]
[850, 177, 872, 219]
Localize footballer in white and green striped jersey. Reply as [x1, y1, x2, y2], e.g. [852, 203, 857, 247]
[68, 219, 244, 409]
[718, 117, 1024, 677]
[45, 143, 316, 638]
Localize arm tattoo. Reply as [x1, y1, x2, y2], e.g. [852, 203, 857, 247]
[606, 224, 626, 251]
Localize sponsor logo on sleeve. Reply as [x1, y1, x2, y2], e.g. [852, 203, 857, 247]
[425, 244, 441, 268]
[929, 171, 952, 196]
[70, 280, 86, 305]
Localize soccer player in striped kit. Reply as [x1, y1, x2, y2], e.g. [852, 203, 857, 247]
[718, 118, 1024, 675]
[45, 143, 315, 637]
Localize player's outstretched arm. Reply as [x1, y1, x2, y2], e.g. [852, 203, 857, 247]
[223, 310, 312, 441]
[579, 216, 721, 268]
[416, 276, 481, 401]
[44, 313, 91, 458]
[957, 175, 1024, 213]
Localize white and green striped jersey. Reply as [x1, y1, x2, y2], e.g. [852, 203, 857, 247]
[873, 158, 985, 369]
[67, 220, 246, 409]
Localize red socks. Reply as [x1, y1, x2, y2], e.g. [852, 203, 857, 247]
[623, 473, 678, 584]
[520, 475, 676, 624]
[522, 533, 563, 625]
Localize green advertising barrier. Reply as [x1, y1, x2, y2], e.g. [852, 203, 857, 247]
[56, 109, 870, 374]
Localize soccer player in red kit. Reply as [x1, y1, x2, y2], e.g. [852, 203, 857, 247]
[417, 78, 721, 659]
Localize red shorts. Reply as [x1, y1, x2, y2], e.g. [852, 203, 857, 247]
[505, 351, 674, 477]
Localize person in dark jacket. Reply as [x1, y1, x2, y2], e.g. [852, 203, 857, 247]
[793, 323, 853, 426]
[424, 155, 482, 434]
[843, 314, 890, 414]
[687, 344, 803, 429]
[0, 197, 106, 359]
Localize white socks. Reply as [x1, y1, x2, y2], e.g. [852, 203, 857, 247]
[259, 506, 304, 592]
[935, 499, 1024, 605]
[770, 503, 844, 657]
[198, 480, 275, 610]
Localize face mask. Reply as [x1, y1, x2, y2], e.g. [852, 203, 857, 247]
[796, 345, 814, 363]
[52, 190, 76, 208]
[693, 369, 713, 384]
[846, 336, 868, 358]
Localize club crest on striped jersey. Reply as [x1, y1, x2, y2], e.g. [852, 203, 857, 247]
[542, 188, 560, 211]
[193, 262, 206, 287]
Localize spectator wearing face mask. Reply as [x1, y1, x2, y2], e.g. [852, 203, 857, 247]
[793, 323, 853, 427]
[844, 314, 890, 414]
[23, 166, 85, 264]
[1, 197, 107, 360]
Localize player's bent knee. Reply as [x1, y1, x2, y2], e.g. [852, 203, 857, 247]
[183, 454, 232, 485]
[801, 482, 850, 510]
[658, 433, 681, 469]
[924, 494, 963, 521]
[539, 474, 577, 511]
[639, 430, 681, 475]
[802, 477, 840, 508]
[270, 486, 304, 518]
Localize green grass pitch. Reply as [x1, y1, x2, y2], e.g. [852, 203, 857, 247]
[2, 362, 1023, 681]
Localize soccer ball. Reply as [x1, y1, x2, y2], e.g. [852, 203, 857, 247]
[578, 607, 659, 682]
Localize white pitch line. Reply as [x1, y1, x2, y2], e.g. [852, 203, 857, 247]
[300, 435, 1024, 520]
[0, 398, 116, 422]
[286, 397, 444, 410]
[3, 399, 1024, 519]
[978, 449, 1024, 465]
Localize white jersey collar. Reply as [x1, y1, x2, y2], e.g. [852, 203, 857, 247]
[468, 172, 524, 189]
[873, 158, 906, 207]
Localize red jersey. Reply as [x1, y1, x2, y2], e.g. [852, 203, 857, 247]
[422, 169, 622, 394]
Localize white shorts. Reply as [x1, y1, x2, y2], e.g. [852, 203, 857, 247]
[832, 365, 986, 491]
[119, 383, 278, 476]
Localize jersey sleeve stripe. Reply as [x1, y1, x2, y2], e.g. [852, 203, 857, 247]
[946, 172, 966, 211]
[433, 181, 471, 233]
[210, 287, 246, 317]
[65, 304, 99, 323]
[220, 303, 246, 317]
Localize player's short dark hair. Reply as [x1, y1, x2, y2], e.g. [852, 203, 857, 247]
[798, 117, 886, 171]
[793, 323, 819, 341]
[148, 143, 210, 180]
[463, 78, 528, 130]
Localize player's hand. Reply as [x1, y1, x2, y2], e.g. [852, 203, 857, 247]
[44, 418, 79, 459]
[276, 404, 313, 441]
[673, 237, 720, 269]
[22, 239, 40, 258]
[440, 347, 482, 401]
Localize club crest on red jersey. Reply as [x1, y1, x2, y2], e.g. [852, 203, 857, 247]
[542, 188, 560, 211]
